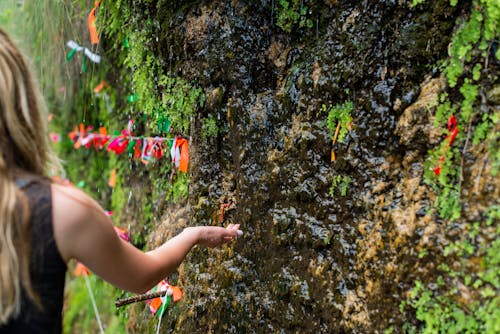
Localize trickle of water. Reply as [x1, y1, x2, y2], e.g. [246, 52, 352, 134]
[127, 191, 133, 205]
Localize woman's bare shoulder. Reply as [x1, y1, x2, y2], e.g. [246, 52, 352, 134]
[51, 183, 109, 262]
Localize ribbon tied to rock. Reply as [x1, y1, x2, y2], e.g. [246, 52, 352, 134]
[171, 136, 189, 173]
[68, 123, 172, 165]
[434, 115, 459, 176]
[88, 1, 101, 44]
[66, 40, 101, 72]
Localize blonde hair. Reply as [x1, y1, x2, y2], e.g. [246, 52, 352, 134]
[0, 28, 61, 323]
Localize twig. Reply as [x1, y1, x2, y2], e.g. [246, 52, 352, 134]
[331, 122, 341, 162]
[115, 290, 170, 308]
[332, 121, 341, 145]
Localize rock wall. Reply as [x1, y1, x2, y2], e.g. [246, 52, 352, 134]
[116, 1, 497, 333]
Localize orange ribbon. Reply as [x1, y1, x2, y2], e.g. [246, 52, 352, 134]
[108, 168, 117, 188]
[93, 80, 108, 94]
[88, 1, 101, 44]
[74, 262, 90, 277]
[177, 138, 189, 173]
[148, 281, 183, 314]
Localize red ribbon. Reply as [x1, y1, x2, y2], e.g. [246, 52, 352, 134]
[447, 115, 458, 146]
[133, 139, 142, 159]
[107, 136, 129, 154]
[434, 115, 459, 176]
[114, 226, 131, 242]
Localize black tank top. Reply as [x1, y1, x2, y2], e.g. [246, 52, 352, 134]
[0, 179, 67, 333]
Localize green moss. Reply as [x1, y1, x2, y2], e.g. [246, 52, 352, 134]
[201, 115, 219, 139]
[459, 79, 479, 122]
[103, 3, 205, 137]
[6, 0, 200, 330]
[170, 172, 190, 202]
[423, 0, 499, 221]
[323, 100, 354, 143]
[110, 163, 128, 218]
[402, 207, 500, 333]
[329, 174, 351, 197]
[275, 0, 314, 33]
[403, 1, 500, 330]
[159, 75, 205, 135]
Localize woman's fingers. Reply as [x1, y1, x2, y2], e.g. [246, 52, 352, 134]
[232, 224, 243, 237]
[226, 224, 239, 231]
[198, 225, 243, 248]
[229, 225, 242, 236]
[223, 224, 242, 240]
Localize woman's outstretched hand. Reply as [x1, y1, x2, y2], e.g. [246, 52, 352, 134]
[193, 224, 243, 248]
[52, 181, 244, 293]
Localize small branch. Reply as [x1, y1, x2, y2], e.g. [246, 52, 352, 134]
[332, 121, 341, 145]
[115, 290, 169, 308]
[331, 122, 341, 162]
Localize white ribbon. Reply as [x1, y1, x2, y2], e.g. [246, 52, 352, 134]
[66, 40, 101, 63]
[170, 137, 180, 167]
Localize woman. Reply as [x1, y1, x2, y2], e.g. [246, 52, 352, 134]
[0, 28, 242, 333]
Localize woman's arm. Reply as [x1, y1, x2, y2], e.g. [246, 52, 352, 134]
[51, 183, 241, 293]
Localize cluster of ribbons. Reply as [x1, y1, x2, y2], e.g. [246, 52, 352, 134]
[65, 1, 101, 72]
[149, 280, 183, 333]
[67, 123, 190, 170]
[64, 2, 191, 172]
[68, 123, 165, 164]
[66, 40, 101, 72]
[434, 115, 459, 176]
[147, 280, 183, 316]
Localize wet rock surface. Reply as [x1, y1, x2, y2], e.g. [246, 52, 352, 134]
[131, 1, 492, 333]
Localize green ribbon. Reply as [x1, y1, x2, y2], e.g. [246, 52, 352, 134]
[157, 116, 171, 133]
[66, 48, 78, 62]
[82, 55, 88, 73]
[66, 47, 88, 72]
[127, 140, 136, 155]
[158, 294, 171, 318]
[127, 94, 138, 103]
[123, 37, 130, 49]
